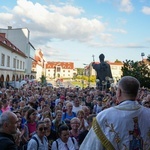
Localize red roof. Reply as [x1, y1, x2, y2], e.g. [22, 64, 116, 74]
[0, 34, 26, 57]
[46, 62, 74, 69]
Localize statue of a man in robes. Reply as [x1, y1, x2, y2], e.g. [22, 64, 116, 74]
[92, 54, 112, 90]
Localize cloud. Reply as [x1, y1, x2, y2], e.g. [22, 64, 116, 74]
[97, 0, 134, 13]
[108, 28, 127, 34]
[49, 4, 84, 16]
[3, 0, 105, 44]
[142, 6, 150, 15]
[1, 0, 147, 64]
[118, 0, 134, 13]
[87, 41, 148, 49]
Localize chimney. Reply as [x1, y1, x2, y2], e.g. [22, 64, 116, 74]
[8, 26, 12, 29]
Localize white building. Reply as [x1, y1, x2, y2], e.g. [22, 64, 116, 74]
[109, 62, 123, 82]
[0, 33, 27, 87]
[0, 27, 36, 88]
[0, 27, 36, 79]
[32, 49, 46, 80]
[46, 62, 77, 79]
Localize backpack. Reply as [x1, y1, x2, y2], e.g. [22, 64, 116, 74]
[23, 136, 39, 150]
[55, 137, 75, 150]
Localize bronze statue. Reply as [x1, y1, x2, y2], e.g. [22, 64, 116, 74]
[92, 54, 112, 90]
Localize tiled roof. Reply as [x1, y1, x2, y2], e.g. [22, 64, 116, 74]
[0, 34, 26, 57]
[46, 62, 74, 69]
[35, 56, 41, 62]
[109, 62, 123, 65]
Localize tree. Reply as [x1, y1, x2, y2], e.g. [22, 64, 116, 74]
[40, 75, 47, 86]
[121, 60, 150, 88]
[76, 68, 84, 75]
[114, 59, 122, 63]
[147, 54, 150, 63]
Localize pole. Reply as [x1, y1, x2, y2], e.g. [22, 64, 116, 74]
[88, 69, 90, 87]
[15, 56, 17, 88]
[92, 54, 95, 62]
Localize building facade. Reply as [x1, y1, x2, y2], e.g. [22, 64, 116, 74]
[32, 49, 46, 80]
[46, 62, 77, 79]
[0, 27, 36, 87]
[0, 33, 27, 87]
[0, 27, 36, 77]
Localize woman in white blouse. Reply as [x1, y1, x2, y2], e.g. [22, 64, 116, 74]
[52, 125, 78, 150]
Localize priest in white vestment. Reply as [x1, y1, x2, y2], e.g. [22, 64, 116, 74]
[80, 76, 150, 150]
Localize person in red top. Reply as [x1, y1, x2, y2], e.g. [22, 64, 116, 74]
[26, 108, 37, 137]
[1, 99, 10, 113]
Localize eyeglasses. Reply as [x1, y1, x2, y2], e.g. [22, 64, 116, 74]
[38, 127, 48, 131]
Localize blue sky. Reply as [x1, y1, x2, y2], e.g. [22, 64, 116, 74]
[0, 0, 150, 68]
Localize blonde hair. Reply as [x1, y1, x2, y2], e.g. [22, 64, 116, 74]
[56, 110, 63, 116]
[77, 110, 84, 116]
[70, 117, 80, 123]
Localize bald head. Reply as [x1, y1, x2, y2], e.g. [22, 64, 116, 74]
[118, 76, 140, 98]
[0, 111, 18, 134]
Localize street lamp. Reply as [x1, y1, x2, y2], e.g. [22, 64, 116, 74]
[83, 63, 90, 87]
[82, 64, 87, 89]
[14, 56, 17, 88]
[141, 52, 145, 61]
[92, 54, 95, 62]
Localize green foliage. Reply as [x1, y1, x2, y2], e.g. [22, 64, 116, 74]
[76, 68, 84, 75]
[90, 75, 96, 82]
[114, 59, 122, 63]
[121, 60, 150, 88]
[40, 75, 47, 86]
[73, 74, 96, 83]
[147, 55, 150, 62]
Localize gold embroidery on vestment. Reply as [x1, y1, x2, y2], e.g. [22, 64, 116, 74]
[92, 118, 115, 150]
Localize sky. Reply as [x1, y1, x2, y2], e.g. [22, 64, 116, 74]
[0, 0, 150, 68]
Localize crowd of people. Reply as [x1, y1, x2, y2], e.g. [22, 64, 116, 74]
[0, 76, 150, 150]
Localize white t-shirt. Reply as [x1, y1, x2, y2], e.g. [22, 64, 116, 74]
[27, 134, 48, 150]
[52, 137, 78, 150]
[72, 105, 83, 114]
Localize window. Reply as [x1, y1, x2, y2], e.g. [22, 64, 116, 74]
[20, 61, 22, 69]
[7, 56, 10, 67]
[23, 62, 25, 69]
[17, 60, 19, 69]
[13, 58, 16, 68]
[1, 54, 5, 66]
[68, 70, 70, 72]
[57, 67, 61, 72]
[48, 70, 50, 72]
[63, 70, 65, 72]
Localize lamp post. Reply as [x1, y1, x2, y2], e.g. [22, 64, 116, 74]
[141, 52, 145, 61]
[92, 54, 95, 62]
[83, 63, 90, 87]
[14, 56, 17, 88]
